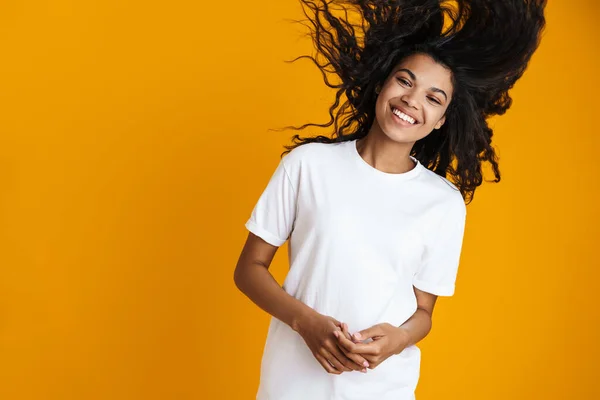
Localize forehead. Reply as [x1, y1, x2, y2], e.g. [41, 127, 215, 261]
[392, 53, 453, 93]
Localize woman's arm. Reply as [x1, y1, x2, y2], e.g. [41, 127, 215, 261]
[334, 286, 438, 369]
[396, 286, 437, 347]
[233, 231, 314, 332]
[234, 232, 369, 373]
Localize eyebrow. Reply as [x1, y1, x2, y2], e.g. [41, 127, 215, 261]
[397, 68, 448, 101]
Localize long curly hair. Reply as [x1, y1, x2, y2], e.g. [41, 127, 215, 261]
[276, 0, 546, 204]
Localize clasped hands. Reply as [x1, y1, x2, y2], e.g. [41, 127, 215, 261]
[295, 312, 410, 375]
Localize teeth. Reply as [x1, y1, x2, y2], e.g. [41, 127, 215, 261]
[392, 108, 416, 124]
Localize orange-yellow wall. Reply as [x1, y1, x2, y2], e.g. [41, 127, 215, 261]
[0, 1, 598, 399]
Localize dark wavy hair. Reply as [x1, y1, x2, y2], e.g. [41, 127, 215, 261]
[275, 0, 546, 204]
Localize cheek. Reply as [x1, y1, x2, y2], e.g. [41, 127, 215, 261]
[426, 108, 447, 127]
[375, 98, 389, 120]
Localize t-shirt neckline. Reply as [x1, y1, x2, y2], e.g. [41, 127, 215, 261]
[349, 139, 423, 181]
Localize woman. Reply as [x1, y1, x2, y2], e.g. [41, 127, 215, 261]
[234, 1, 546, 399]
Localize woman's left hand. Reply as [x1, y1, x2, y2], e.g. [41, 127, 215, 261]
[333, 322, 410, 370]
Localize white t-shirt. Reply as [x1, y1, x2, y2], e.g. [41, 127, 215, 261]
[245, 139, 467, 400]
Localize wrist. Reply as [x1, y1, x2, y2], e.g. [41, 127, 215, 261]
[291, 307, 317, 334]
[394, 327, 411, 354]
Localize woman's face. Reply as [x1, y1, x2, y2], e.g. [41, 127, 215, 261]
[374, 53, 454, 144]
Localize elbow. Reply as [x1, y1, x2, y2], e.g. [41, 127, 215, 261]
[233, 261, 251, 293]
[233, 264, 243, 291]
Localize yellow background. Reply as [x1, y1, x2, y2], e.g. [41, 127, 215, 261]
[0, 1, 598, 399]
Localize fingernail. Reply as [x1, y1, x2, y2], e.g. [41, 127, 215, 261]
[354, 333, 362, 339]
[333, 331, 339, 337]
[363, 361, 369, 367]
[361, 368, 367, 373]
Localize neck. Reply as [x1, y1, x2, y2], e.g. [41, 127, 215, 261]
[357, 127, 416, 174]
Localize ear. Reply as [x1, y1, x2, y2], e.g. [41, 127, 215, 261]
[434, 115, 446, 130]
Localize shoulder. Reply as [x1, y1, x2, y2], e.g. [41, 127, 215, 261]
[282, 141, 343, 169]
[418, 167, 466, 215]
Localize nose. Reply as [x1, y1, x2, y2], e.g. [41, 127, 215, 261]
[401, 93, 419, 109]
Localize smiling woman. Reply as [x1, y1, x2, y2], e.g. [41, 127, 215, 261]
[234, 1, 547, 399]
[377, 54, 453, 144]
[277, 0, 547, 204]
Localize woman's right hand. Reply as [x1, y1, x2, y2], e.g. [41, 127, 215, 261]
[294, 312, 369, 374]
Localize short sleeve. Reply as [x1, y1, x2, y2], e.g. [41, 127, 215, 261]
[245, 157, 298, 247]
[413, 197, 467, 296]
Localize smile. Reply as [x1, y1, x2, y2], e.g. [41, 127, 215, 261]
[391, 107, 417, 125]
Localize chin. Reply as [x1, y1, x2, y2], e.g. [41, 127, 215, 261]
[381, 127, 421, 144]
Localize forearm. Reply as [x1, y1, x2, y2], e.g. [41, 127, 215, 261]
[397, 307, 432, 347]
[234, 262, 316, 331]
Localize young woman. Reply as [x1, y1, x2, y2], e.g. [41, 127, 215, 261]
[234, 1, 546, 399]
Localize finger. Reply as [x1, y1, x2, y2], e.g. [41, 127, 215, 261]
[337, 344, 370, 371]
[328, 341, 363, 371]
[341, 323, 353, 340]
[334, 331, 370, 370]
[352, 324, 384, 342]
[315, 352, 341, 375]
[336, 331, 380, 355]
[363, 354, 377, 368]
[335, 329, 358, 352]
[351, 353, 378, 370]
[363, 354, 376, 364]
[320, 348, 348, 373]
[367, 360, 380, 370]
[342, 323, 362, 344]
[335, 328, 352, 342]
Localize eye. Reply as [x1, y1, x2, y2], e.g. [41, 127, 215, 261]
[428, 97, 441, 105]
[396, 77, 411, 87]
